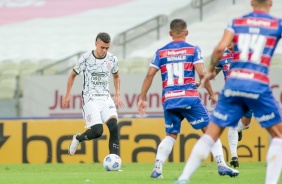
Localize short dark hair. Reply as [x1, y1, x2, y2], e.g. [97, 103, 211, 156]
[170, 19, 187, 33]
[96, 32, 111, 43]
[255, 0, 268, 3]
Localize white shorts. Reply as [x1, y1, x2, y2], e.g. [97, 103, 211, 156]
[82, 95, 118, 128]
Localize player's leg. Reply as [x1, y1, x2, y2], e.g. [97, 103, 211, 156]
[247, 91, 282, 184]
[237, 111, 252, 141]
[265, 123, 282, 184]
[69, 99, 103, 156]
[105, 116, 119, 155]
[176, 122, 224, 183]
[184, 101, 238, 176]
[102, 98, 119, 155]
[228, 110, 252, 167]
[228, 125, 239, 168]
[202, 125, 239, 175]
[175, 93, 243, 183]
[151, 109, 183, 178]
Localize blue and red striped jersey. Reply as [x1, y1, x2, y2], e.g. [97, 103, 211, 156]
[215, 49, 233, 80]
[151, 41, 203, 110]
[225, 11, 282, 93]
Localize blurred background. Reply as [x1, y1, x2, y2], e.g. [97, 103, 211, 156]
[0, 0, 282, 118]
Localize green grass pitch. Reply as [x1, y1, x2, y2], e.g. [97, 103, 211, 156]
[0, 162, 279, 184]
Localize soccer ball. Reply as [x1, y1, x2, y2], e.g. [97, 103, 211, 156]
[103, 154, 122, 171]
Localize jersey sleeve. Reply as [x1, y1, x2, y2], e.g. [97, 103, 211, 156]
[73, 54, 86, 74]
[150, 51, 161, 69]
[215, 60, 223, 69]
[111, 56, 119, 74]
[226, 19, 235, 33]
[193, 46, 203, 64]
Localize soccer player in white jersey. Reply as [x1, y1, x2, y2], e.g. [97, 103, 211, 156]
[175, 0, 282, 183]
[138, 19, 238, 179]
[62, 32, 125, 156]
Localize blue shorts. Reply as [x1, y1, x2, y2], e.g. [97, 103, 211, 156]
[164, 99, 210, 133]
[211, 88, 282, 128]
[243, 110, 253, 119]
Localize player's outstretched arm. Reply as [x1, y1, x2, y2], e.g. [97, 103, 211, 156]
[62, 70, 77, 108]
[138, 66, 158, 116]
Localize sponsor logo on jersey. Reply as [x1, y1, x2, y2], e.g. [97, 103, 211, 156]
[247, 19, 271, 27]
[167, 56, 186, 61]
[223, 89, 259, 99]
[164, 90, 185, 98]
[230, 70, 254, 79]
[190, 117, 204, 125]
[234, 18, 278, 28]
[92, 81, 108, 86]
[213, 111, 228, 121]
[159, 48, 194, 58]
[256, 112, 275, 122]
[165, 124, 174, 128]
[92, 72, 106, 77]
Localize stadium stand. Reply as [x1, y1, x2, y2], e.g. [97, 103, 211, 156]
[1, 0, 282, 117]
[0, 0, 192, 64]
[129, 0, 282, 67]
[0, 0, 193, 103]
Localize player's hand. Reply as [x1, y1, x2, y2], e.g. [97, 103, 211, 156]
[209, 94, 217, 107]
[137, 98, 147, 116]
[201, 71, 216, 88]
[195, 81, 201, 88]
[62, 95, 70, 108]
[114, 95, 125, 108]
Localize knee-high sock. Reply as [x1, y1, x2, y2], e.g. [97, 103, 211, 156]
[178, 134, 215, 182]
[265, 138, 282, 184]
[210, 138, 227, 166]
[154, 136, 175, 173]
[228, 127, 238, 158]
[237, 119, 249, 132]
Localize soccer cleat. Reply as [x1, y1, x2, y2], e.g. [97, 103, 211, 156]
[151, 170, 163, 178]
[230, 157, 239, 168]
[238, 131, 243, 141]
[173, 180, 188, 184]
[218, 165, 239, 177]
[68, 133, 80, 156]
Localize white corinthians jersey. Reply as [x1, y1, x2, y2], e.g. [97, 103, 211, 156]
[73, 50, 119, 96]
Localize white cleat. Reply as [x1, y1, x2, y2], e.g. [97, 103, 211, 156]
[68, 134, 80, 156]
[218, 165, 239, 177]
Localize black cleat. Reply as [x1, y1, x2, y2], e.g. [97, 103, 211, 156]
[238, 131, 242, 141]
[230, 157, 239, 168]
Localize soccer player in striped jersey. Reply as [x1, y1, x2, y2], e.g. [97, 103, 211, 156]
[137, 18, 238, 179]
[175, 1, 282, 183]
[215, 42, 252, 168]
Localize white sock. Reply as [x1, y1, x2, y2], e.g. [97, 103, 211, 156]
[237, 119, 249, 132]
[178, 134, 215, 182]
[228, 127, 238, 158]
[210, 138, 227, 166]
[154, 136, 175, 173]
[265, 138, 282, 184]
